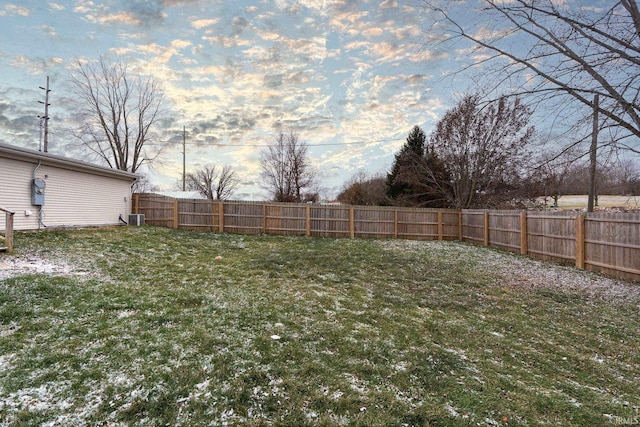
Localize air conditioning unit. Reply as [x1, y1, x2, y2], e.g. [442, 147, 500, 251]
[128, 214, 145, 226]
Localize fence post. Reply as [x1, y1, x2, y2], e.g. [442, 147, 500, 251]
[218, 201, 225, 233]
[173, 199, 179, 229]
[263, 204, 267, 234]
[132, 193, 139, 214]
[458, 211, 463, 241]
[6, 211, 14, 252]
[520, 211, 528, 255]
[211, 201, 216, 232]
[394, 209, 398, 239]
[306, 205, 311, 236]
[438, 211, 443, 241]
[576, 214, 585, 269]
[349, 207, 355, 238]
[483, 211, 490, 246]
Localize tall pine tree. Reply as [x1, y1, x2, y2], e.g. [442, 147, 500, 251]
[387, 126, 426, 199]
[387, 126, 451, 207]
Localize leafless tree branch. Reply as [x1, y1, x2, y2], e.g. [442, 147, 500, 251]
[69, 56, 165, 173]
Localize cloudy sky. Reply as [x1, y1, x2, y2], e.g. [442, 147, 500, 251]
[0, 0, 471, 199]
[5, 0, 613, 200]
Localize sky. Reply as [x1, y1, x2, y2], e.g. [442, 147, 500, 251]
[0, 0, 464, 199]
[0, 0, 618, 200]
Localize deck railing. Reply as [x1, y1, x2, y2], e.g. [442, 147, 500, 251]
[0, 206, 15, 252]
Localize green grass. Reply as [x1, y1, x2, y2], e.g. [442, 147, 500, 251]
[1, 226, 639, 426]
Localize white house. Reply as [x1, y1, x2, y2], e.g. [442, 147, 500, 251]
[0, 143, 138, 231]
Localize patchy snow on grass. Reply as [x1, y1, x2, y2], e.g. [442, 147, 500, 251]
[0, 254, 98, 282]
[445, 403, 461, 417]
[3, 382, 74, 416]
[376, 239, 640, 302]
[2, 228, 638, 426]
[343, 373, 368, 394]
[0, 256, 74, 279]
[116, 310, 137, 319]
[0, 352, 15, 371]
[0, 322, 20, 337]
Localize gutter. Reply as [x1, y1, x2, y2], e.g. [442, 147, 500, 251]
[0, 142, 140, 181]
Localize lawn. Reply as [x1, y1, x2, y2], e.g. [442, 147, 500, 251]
[540, 194, 640, 209]
[1, 226, 639, 426]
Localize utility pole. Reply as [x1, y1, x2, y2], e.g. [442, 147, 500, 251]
[182, 126, 186, 191]
[38, 76, 51, 152]
[588, 94, 599, 213]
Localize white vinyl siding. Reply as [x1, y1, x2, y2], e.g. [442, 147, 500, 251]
[1, 154, 135, 231]
[0, 157, 38, 231]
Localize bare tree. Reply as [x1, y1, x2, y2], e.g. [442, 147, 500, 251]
[186, 165, 238, 200]
[260, 131, 316, 202]
[533, 147, 587, 207]
[131, 175, 160, 194]
[607, 158, 640, 195]
[430, 94, 535, 209]
[70, 56, 164, 173]
[338, 171, 390, 206]
[423, 0, 640, 150]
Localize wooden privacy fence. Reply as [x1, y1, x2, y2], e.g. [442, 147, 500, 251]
[462, 210, 640, 282]
[133, 194, 640, 282]
[132, 194, 460, 240]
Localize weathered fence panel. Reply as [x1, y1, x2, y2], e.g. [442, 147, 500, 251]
[179, 199, 218, 232]
[132, 194, 640, 281]
[354, 206, 395, 239]
[488, 210, 522, 252]
[526, 211, 577, 262]
[584, 212, 640, 281]
[461, 210, 486, 244]
[223, 202, 265, 235]
[442, 211, 462, 241]
[310, 205, 351, 238]
[265, 204, 306, 236]
[396, 208, 438, 240]
[136, 194, 176, 229]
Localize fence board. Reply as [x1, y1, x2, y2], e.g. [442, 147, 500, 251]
[584, 212, 640, 281]
[527, 211, 577, 262]
[310, 205, 350, 238]
[397, 209, 439, 240]
[265, 204, 306, 235]
[178, 199, 217, 231]
[462, 210, 486, 244]
[354, 206, 395, 239]
[223, 202, 265, 235]
[137, 194, 176, 229]
[488, 210, 522, 252]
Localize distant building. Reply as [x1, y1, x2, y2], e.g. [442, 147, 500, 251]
[0, 143, 139, 231]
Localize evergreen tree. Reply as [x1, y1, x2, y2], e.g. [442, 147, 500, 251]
[386, 126, 451, 207]
[387, 126, 426, 200]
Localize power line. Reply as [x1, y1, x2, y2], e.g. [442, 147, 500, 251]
[205, 142, 365, 147]
[146, 136, 402, 147]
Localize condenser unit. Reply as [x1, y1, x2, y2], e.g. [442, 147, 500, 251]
[128, 214, 145, 226]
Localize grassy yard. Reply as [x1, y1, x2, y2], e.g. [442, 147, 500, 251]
[0, 227, 639, 426]
[540, 194, 640, 209]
